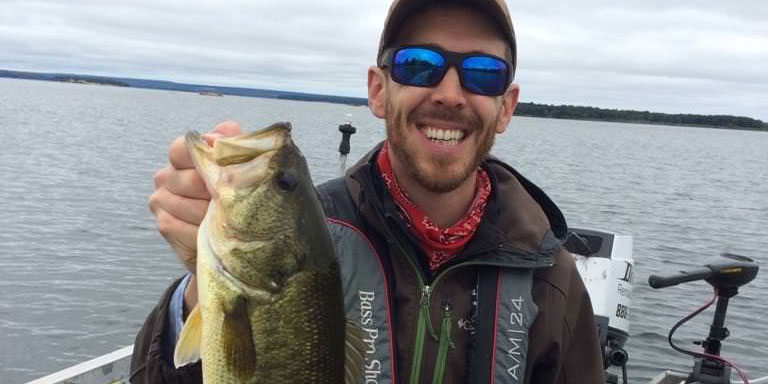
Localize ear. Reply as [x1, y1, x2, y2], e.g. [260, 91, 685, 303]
[495, 83, 520, 134]
[368, 66, 387, 118]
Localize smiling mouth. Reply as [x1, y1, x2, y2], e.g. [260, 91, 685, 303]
[421, 126, 467, 146]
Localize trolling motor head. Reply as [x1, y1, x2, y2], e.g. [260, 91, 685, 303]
[649, 253, 758, 296]
[649, 253, 759, 384]
[703, 253, 759, 293]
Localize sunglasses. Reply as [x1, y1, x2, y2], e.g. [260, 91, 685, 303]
[378, 45, 513, 96]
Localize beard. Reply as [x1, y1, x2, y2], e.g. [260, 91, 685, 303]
[385, 99, 496, 193]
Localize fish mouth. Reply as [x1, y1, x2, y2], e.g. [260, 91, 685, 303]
[185, 122, 292, 167]
[215, 123, 291, 166]
[185, 122, 297, 195]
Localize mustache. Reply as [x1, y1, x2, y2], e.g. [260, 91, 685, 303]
[408, 106, 481, 128]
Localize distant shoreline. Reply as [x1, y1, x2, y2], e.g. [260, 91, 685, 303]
[2, 69, 765, 131]
[514, 114, 768, 132]
[50, 76, 129, 87]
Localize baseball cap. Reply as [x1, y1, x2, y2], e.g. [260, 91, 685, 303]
[377, 0, 517, 70]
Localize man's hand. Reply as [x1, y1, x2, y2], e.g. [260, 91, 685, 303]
[148, 121, 241, 310]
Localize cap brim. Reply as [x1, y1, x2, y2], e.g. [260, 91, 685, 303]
[377, 0, 516, 72]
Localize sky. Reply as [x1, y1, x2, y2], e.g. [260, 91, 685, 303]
[1, 0, 767, 120]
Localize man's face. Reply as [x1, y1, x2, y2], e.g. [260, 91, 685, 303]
[369, 7, 519, 193]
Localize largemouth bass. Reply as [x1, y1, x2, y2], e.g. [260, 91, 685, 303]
[174, 122, 363, 383]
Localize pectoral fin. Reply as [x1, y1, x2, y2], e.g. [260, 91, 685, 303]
[174, 306, 202, 368]
[217, 294, 257, 380]
[344, 319, 367, 384]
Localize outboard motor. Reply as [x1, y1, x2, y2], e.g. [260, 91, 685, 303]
[565, 228, 634, 384]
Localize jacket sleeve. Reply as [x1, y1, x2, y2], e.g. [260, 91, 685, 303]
[129, 277, 202, 384]
[560, 284, 606, 383]
[528, 249, 606, 384]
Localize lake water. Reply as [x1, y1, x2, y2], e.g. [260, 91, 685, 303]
[0, 78, 766, 383]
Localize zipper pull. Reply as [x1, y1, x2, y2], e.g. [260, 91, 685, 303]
[441, 301, 456, 349]
[431, 301, 458, 384]
[420, 285, 432, 307]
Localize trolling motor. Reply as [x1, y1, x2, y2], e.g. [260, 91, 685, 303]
[649, 253, 759, 384]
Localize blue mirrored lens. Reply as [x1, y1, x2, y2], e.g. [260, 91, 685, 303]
[392, 48, 445, 86]
[462, 56, 508, 95]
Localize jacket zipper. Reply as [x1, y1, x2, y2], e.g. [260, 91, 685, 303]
[393, 236, 554, 384]
[431, 302, 455, 384]
[409, 284, 435, 384]
[409, 261, 487, 384]
[397, 236, 431, 384]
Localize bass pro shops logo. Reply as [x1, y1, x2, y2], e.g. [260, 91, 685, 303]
[359, 290, 383, 384]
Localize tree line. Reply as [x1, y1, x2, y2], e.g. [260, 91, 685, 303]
[515, 102, 766, 130]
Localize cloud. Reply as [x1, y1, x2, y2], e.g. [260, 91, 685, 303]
[1, 0, 766, 119]
[513, 1, 768, 118]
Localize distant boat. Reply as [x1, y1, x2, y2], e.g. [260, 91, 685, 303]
[198, 91, 223, 96]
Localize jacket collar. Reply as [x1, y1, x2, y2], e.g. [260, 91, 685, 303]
[343, 142, 567, 266]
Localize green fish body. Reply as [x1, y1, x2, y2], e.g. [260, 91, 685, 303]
[175, 123, 361, 383]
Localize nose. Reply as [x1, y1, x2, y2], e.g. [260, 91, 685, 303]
[430, 67, 466, 108]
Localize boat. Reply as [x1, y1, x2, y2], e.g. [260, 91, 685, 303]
[22, 228, 766, 384]
[23, 345, 133, 384]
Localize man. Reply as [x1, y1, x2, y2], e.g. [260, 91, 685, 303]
[130, 0, 605, 383]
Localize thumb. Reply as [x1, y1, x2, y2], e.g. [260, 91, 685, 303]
[203, 121, 241, 146]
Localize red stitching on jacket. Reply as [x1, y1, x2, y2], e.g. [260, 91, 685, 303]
[327, 217, 398, 383]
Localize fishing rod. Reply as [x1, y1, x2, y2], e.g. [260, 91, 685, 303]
[648, 253, 760, 384]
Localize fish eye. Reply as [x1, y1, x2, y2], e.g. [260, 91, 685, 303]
[275, 170, 298, 191]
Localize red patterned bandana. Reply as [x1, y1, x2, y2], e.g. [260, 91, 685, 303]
[377, 141, 491, 271]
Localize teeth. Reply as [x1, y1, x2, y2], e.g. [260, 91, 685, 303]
[424, 127, 465, 143]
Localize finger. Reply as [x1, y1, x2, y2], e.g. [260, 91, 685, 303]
[171, 121, 241, 166]
[166, 168, 211, 200]
[149, 187, 209, 226]
[169, 135, 194, 169]
[153, 166, 170, 190]
[154, 208, 200, 274]
[203, 121, 241, 146]
[213, 120, 241, 135]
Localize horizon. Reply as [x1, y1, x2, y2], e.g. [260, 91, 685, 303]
[3, 67, 766, 125]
